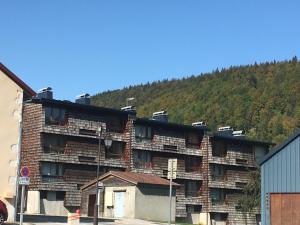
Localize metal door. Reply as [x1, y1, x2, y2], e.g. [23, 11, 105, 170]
[114, 191, 125, 218]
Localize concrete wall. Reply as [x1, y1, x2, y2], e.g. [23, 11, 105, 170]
[40, 191, 70, 216]
[135, 186, 176, 222]
[103, 186, 136, 218]
[0, 70, 23, 221]
[261, 135, 300, 225]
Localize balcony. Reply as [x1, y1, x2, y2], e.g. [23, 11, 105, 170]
[209, 151, 256, 167]
[209, 170, 251, 190]
[131, 134, 202, 156]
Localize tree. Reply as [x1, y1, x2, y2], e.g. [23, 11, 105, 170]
[237, 170, 261, 225]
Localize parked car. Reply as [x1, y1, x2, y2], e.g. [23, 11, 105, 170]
[0, 200, 8, 225]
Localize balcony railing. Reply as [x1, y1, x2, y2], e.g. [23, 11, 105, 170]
[133, 162, 152, 169]
[44, 145, 65, 154]
[41, 175, 64, 183]
[185, 190, 201, 198]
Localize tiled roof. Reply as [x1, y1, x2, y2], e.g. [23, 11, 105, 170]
[0, 63, 36, 96]
[109, 171, 179, 186]
[82, 171, 179, 190]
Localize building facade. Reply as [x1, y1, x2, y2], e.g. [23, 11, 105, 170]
[81, 171, 178, 221]
[21, 93, 271, 225]
[260, 130, 300, 225]
[0, 63, 35, 222]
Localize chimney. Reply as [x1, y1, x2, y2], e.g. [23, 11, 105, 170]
[121, 105, 136, 113]
[217, 126, 233, 136]
[233, 130, 245, 138]
[192, 121, 207, 128]
[75, 93, 90, 105]
[36, 87, 53, 99]
[152, 111, 168, 122]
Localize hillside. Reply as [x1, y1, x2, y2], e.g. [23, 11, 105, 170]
[92, 57, 300, 144]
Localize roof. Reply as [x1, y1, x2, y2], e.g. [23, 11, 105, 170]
[259, 128, 300, 165]
[135, 118, 209, 133]
[0, 63, 36, 96]
[28, 98, 136, 116]
[212, 133, 274, 146]
[82, 171, 180, 190]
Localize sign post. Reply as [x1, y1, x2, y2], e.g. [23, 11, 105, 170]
[168, 159, 177, 225]
[19, 166, 30, 225]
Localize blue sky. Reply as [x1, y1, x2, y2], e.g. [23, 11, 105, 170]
[1, 0, 300, 100]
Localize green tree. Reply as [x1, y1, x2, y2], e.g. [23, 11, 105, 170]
[237, 170, 261, 225]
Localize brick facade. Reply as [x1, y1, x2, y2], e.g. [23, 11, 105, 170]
[21, 98, 270, 224]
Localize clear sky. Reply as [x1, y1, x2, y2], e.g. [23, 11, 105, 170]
[1, 0, 300, 100]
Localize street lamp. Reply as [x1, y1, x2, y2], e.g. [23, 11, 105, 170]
[94, 127, 113, 225]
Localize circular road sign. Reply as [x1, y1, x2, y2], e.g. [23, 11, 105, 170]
[20, 166, 30, 177]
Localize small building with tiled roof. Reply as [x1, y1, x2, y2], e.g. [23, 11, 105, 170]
[0, 63, 36, 222]
[81, 171, 179, 222]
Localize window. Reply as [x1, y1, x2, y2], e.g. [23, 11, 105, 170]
[185, 156, 201, 172]
[236, 158, 248, 165]
[212, 141, 227, 157]
[228, 143, 253, 153]
[105, 141, 125, 159]
[45, 107, 67, 126]
[185, 181, 201, 197]
[40, 191, 65, 201]
[236, 182, 247, 189]
[211, 164, 225, 180]
[211, 189, 225, 204]
[41, 162, 64, 183]
[78, 156, 96, 162]
[106, 116, 125, 133]
[79, 129, 97, 136]
[44, 135, 66, 154]
[163, 145, 177, 151]
[185, 132, 201, 148]
[133, 151, 152, 169]
[135, 125, 153, 141]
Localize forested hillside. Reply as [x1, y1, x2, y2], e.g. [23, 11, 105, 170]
[92, 57, 300, 144]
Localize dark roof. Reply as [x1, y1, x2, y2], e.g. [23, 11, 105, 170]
[0, 63, 36, 96]
[259, 128, 300, 165]
[212, 133, 273, 146]
[135, 118, 209, 133]
[28, 98, 136, 116]
[82, 171, 179, 190]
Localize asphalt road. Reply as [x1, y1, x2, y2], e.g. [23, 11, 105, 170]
[5, 218, 170, 225]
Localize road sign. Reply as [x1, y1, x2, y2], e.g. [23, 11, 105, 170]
[168, 159, 177, 179]
[20, 166, 30, 177]
[167, 171, 177, 179]
[168, 159, 177, 172]
[19, 177, 30, 185]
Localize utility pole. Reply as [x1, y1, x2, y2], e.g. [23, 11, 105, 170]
[168, 159, 177, 225]
[93, 126, 102, 225]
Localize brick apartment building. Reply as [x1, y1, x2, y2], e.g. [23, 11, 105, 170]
[21, 90, 271, 225]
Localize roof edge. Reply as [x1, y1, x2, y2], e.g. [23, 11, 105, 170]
[0, 63, 36, 96]
[259, 128, 300, 165]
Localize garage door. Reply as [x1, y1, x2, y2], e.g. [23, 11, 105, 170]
[270, 193, 300, 225]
